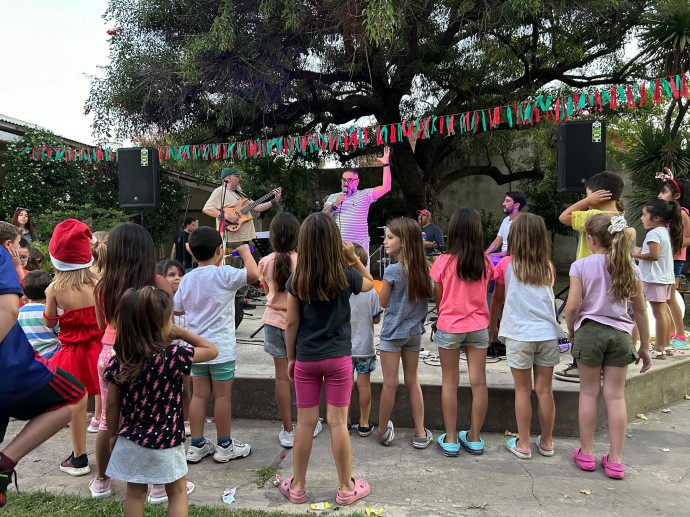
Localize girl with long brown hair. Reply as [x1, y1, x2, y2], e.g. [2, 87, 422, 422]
[283, 213, 374, 505]
[11, 208, 37, 242]
[104, 286, 216, 516]
[429, 208, 492, 456]
[489, 213, 563, 459]
[565, 213, 651, 479]
[377, 217, 433, 449]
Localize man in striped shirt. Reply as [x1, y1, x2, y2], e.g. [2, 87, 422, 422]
[322, 147, 392, 253]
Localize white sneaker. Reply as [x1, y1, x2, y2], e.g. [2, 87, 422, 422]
[213, 439, 251, 463]
[279, 426, 295, 448]
[185, 439, 215, 463]
[313, 418, 323, 438]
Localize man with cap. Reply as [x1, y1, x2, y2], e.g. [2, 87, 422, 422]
[485, 191, 527, 256]
[417, 209, 444, 256]
[322, 147, 392, 253]
[202, 168, 282, 244]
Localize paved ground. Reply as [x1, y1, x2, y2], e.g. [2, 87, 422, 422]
[4, 398, 690, 516]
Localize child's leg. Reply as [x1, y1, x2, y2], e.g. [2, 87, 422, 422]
[577, 363, 602, 455]
[438, 348, 461, 442]
[165, 476, 189, 517]
[92, 395, 101, 424]
[292, 406, 319, 490]
[533, 365, 556, 447]
[95, 431, 110, 479]
[401, 349, 425, 437]
[1, 397, 83, 465]
[124, 482, 147, 516]
[212, 378, 234, 441]
[326, 404, 355, 492]
[189, 375, 211, 440]
[465, 346, 488, 442]
[356, 373, 372, 427]
[510, 367, 533, 450]
[650, 301, 670, 352]
[377, 351, 400, 437]
[668, 281, 684, 338]
[274, 358, 293, 432]
[68, 402, 87, 457]
[602, 365, 628, 463]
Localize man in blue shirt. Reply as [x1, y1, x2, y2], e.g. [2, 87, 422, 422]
[0, 221, 86, 508]
[417, 210, 445, 256]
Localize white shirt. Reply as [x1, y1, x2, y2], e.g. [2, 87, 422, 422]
[173, 265, 247, 363]
[497, 216, 512, 253]
[349, 290, 382, 357]
[639, 227, 675, 285]
[326, 188, 376, 251]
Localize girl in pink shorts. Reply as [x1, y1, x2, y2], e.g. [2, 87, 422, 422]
[633, 199, 683, 359]
[283, 213, 374, 506]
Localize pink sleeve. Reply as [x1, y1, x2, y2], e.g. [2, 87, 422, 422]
[429, 255, 444, 283]
[258, 257, 267, 282]
[493, 257, 508, 283]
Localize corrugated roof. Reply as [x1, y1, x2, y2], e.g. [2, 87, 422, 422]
[0, 113, 91, 147]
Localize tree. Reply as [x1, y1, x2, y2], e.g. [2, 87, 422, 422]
[89, 0, 652, 213]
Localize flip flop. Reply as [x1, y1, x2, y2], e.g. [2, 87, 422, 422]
[280, 477, 307, 504]
[601, 454, 625, 480]
[505, 437, 531, 459]
[536, 435, 555, 457]
[572, 447, 596, 471]
[335, 478, 371, 505]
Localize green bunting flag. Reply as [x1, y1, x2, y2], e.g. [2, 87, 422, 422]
[17, 73, 688, 163]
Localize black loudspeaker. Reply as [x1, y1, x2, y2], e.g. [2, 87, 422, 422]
[118, 147, 161, 208]
[557, 120, 606, 193]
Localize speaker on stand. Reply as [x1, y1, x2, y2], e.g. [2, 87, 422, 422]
[118, 147, 161, 208]
[557, 120, 606, 193]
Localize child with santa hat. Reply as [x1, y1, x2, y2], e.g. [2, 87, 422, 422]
[44, 219, 104, 477]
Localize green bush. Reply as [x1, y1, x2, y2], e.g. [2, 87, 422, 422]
[480, 208, 500, 250]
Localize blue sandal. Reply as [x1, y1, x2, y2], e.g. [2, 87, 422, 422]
[458, 430, 485, 455]
[505, 437, 531, 459]
[437, 433, 460, 457]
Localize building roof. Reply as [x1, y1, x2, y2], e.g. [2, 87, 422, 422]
[0, 113, 91, 148]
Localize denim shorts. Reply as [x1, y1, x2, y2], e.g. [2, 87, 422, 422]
[504, 338, 560, 369]
[434, 329, 489, 350]
[191, 360, 236, 381]
[263, 324, 287, 359]
[352, 356, 377, 374]
[378, 334, 422, 353]
[674, 260, 684, 277]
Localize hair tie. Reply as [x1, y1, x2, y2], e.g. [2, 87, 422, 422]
[608, 215, 627, 234]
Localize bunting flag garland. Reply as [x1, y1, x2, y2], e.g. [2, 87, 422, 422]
[17, 73, 689, 164]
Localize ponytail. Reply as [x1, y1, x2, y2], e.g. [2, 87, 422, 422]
[273, 252, 292, 292]
[668, 200, 683, 255]
[584, 214, 636, 302]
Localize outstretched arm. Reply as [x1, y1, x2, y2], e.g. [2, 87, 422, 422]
[371, 147, 392, 201]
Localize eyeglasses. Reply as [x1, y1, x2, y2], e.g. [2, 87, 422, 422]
[19, 255, 29, 261]
[341, 178, 358, 184]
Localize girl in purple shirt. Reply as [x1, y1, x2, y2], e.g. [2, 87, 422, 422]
[564, 213, 651, 480]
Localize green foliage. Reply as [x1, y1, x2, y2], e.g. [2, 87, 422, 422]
[1, 130, 91, 220]
[625, 123, 690, 220]
[480, 208, 501, 250]
[363, 0, 396, 46]
[640, 0, 690, 76]
[518, 171, 578, 243]
[32, 205, 132, 243]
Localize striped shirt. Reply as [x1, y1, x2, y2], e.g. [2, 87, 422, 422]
[18, 302, 60, 356]
[326, 188, 376, 251]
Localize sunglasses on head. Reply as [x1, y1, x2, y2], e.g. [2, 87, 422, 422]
[16, 207, 29, 212]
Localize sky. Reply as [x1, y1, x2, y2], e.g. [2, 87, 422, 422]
[0, 1, 112, 146]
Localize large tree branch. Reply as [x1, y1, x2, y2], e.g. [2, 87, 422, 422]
[438, 165, 542, 191]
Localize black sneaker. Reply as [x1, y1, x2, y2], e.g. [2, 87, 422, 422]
[0, 469, 17, 507]
[352, 423, 374, 437]
[553, 363, 580, 383]
[59, 452, 90, 476]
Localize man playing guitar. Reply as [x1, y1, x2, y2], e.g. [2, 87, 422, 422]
[202, 168, 282, 244]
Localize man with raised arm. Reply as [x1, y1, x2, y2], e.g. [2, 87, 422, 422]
[322, 147, 392, 253]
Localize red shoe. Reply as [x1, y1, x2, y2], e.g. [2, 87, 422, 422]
[601, 454, 625, 479]
[572, 448, 596, 471]
[336, 478, 370, 505]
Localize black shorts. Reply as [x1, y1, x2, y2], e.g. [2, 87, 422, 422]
[0, 368, 85, 443]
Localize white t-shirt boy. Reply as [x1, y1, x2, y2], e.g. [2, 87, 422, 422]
[173, 264, 247, 363]
[349, 290, 382, 358]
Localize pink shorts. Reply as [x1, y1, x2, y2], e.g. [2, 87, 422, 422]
[97, 344, 115, 431]
[294, 355, 352, 408]
[643, 282, 672, 303]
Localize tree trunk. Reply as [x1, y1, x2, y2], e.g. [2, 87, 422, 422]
[390, 141, 440, 215]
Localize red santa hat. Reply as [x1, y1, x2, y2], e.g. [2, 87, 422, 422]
[49, 219, 97, 271]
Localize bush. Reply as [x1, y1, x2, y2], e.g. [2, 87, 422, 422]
[480, 208, 501, 250]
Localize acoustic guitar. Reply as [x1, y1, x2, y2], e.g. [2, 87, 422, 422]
[224, 188, 281, 233]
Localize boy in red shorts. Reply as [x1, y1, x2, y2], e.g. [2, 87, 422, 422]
[0, 222, 86, 507]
